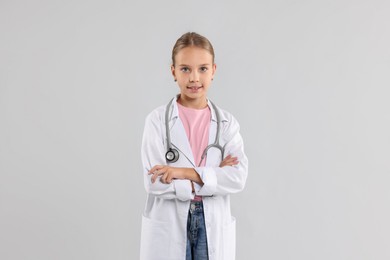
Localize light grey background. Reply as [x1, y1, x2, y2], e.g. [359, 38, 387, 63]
[1, 0, 389, 259]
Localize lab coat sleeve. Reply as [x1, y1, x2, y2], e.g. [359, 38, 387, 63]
[194, 115, 248, 196]
[141, 110, 194, 201]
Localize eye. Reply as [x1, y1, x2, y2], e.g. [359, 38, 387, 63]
[200, 67, 208, 72]
[180, 67, 190, 73]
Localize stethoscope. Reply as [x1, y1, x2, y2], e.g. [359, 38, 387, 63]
[165, 98, 224, 166]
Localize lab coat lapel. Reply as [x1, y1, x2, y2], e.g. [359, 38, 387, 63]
[169, 101, 196, 167]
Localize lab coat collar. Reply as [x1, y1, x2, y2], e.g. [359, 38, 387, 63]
[167, 95, 228, 123]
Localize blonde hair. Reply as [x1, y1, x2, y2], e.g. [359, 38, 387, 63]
[171, 32, 215, 66]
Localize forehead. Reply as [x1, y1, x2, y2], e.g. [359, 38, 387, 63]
[175, 46, 213, 65]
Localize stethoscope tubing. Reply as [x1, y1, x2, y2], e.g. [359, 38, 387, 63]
[165, 98, 224, 165]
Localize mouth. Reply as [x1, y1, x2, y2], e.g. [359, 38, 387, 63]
[187, 86, 203, 90]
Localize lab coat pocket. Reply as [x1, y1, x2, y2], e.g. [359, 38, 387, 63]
[140, 214, 171, 260]
[222, 217, 236, 260]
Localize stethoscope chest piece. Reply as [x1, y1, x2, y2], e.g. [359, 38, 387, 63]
[165, 148, 179, 163]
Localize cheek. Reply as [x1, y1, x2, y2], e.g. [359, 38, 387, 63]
[178, 78, 187, 84]
[177, 74, 187, 80]
[203, 74, 213, 81]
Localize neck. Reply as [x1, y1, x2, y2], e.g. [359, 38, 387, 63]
[177, 96, 208, 109]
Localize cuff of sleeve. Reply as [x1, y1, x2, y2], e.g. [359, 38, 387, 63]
[174, 179, 194, 201]
[193, 182, 202, 195]
[194, 167, 217, 196]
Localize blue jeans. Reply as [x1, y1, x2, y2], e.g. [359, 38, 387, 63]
[186, 201, 209, 260]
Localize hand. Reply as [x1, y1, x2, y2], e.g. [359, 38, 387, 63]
[148, 165, 184, 184]
[219, 154, 239, 168]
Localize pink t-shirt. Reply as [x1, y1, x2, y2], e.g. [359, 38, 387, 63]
[177, 102, 211, 201]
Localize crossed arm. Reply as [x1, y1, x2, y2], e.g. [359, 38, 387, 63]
[148, 154, 239, 186]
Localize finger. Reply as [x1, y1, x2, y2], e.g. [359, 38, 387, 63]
[220, 162, 229, 167]
[224, 158, 237, 164]
[166, 174, 173, 184]
[223, 155, 232, 161]
[151, 172, 159, 183]
[152, 168, 165, 182]
[227, 157, 238, 162]
[230, 158, 239, 164]
[161, 172, 170, 184]
[221, 158, 239, 167]
[230, 157, 238, 163]
[150, 168, 159, 176]
[149, 166, 159, 174]
[149, 165, 162, 174]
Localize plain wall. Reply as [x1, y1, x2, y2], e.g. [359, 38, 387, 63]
[1, 0, 389, 259]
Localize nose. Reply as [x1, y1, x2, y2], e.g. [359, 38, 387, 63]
[189, 70, 199, 82]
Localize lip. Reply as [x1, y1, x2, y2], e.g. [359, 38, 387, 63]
[187, 86, 203, 93]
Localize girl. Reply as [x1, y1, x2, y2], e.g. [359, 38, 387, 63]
[140, 32, 248, 260]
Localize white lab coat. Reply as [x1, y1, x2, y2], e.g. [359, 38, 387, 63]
[140, 96, 248, 260]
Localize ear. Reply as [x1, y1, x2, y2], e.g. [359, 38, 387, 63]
[212, 63, 217, 77]
[171, 65, 176, 79]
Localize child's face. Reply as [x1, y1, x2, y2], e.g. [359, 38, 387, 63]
[171, 46, 216, 105]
